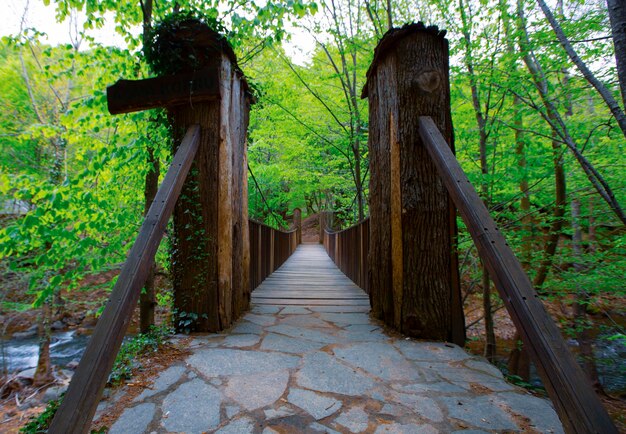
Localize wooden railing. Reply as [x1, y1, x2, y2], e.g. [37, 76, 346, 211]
[49, 125, 201, 434]
[419, 116, 616, 433]
[323, 218, 370, 293]
[249, 219, 299, 291]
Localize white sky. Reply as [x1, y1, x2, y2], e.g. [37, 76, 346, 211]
[0, 0, 314, 64]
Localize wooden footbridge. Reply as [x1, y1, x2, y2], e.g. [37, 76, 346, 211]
[49, 22, 616, 433]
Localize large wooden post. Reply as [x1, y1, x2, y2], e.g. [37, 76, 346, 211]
[363, 23, 465, 344]
[107, 20, 252, 332]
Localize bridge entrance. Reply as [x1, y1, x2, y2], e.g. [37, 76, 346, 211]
[48, 19, 616, 434]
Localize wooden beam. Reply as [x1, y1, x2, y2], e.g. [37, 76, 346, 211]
[48, 125, 201, 434]
[418, 116, 616, 434]
[107, 69, 219, 115]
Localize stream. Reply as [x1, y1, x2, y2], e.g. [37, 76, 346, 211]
[0, 331, 90, 374]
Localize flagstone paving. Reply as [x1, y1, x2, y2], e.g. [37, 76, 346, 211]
[96, 245, 564, 433]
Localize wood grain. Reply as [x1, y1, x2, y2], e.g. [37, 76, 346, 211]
[107, 68, 219, 115]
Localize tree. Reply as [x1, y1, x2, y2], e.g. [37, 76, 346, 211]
[607, 0, 626, 110]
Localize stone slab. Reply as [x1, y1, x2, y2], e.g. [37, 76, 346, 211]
[334, 342, 421, 382]
[225, 370, 289, 410]
[161, 379, 221, 433]
[108, 403, 155, 434]
[288, 388, 342, 420]
[261, 332, 327, 354]
[297, 352, 374, 396]
[334, 406, 370, 433]
[187, 348, 299, 377]
[215, 416, 255, 434]
[134, 365, 186, 401]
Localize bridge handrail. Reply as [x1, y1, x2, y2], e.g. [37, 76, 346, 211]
[49, 125, 202, 434]
[419, 116, 615, 433]
[323, 218, 370, 293]
[249, 217, 299, 292]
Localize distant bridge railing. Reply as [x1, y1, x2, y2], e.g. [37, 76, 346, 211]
[323, 218, 370, 293]
[249, 219, 299, 291]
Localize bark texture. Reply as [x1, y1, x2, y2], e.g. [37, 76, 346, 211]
[364, 24, 465, 344]
[170, 53, 251, 332]
[608, 0, 626, 110]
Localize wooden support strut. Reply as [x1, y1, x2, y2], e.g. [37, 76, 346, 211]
[48, 125, 201, 434]
[419, 116, 616, 434]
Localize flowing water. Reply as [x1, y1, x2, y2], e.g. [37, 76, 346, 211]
[0, 331, 90, 374]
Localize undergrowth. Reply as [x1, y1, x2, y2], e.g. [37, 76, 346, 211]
[19, 324, 173, 433]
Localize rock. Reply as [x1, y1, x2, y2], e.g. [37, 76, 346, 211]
[374, 423, 439, 434]
[296, 352, 374, 396]
[334, 342, 421, 382]
[12, 330, 37, 339]
[264, 406, 295, 420]
[162, 379, 221, 433]
[243, 313, 277, 326]
[287, 388, 342, 420]
[215, 416, 255, 434]
[267, 324, 339, 344]
[496, 392, 564, 433]
[221, 334, 261, 348]
[108, 403, 156, 434]
[225, 370, 289, 411]
[50, 320, 65, 331]
[230, 321, 264, 335]
[394, 341, 471, 363]
[187, 348, 299, 377]
[334, 406, 370, 433]
[260, 333, 326, 354]
[67, 359, 80, 370]
[439, 396, 517, 431]
[42, 386, 67, 403]
[309, 422, 342, 433]
[134, 365, 186, 402]
[388, 392, 443, 422]
[16, 368, 36, 381]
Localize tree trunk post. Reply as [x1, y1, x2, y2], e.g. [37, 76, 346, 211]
[164, 25, 252, 332]
[362, 23, 465, 345]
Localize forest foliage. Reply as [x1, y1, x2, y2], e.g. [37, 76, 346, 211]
[0, 0, 624, 395]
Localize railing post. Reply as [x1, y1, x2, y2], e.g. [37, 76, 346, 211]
[293, 207, 302, 245]
[362, 23, 464, 344]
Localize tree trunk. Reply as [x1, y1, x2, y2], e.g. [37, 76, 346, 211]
[517, 0, 626, 225]
[532, 129, 567, 290]
[571, 198, 605, 394]
[365, 24, 465, 344]
[140, 145, 159, 333]
[458, 0, 495, 359]
[33, 302, 54, 387]
[138, 0, 157, 335]
[607, 0, 626, 110]
[482, 267, 496, 362]
[537, 0, 626, 138]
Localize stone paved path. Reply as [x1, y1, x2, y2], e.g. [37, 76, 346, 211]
[97, 245, 564, 433]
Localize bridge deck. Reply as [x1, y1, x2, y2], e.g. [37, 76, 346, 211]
[95, 245, 564, 433]
[252, 243, 369, 306]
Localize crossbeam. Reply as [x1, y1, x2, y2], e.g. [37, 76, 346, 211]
[107, 69, 219, 115]
[418, 116, 616, 434]
[48, 125, 201, 434]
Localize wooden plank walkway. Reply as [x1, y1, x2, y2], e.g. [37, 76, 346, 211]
[251, 243, 370, 307]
